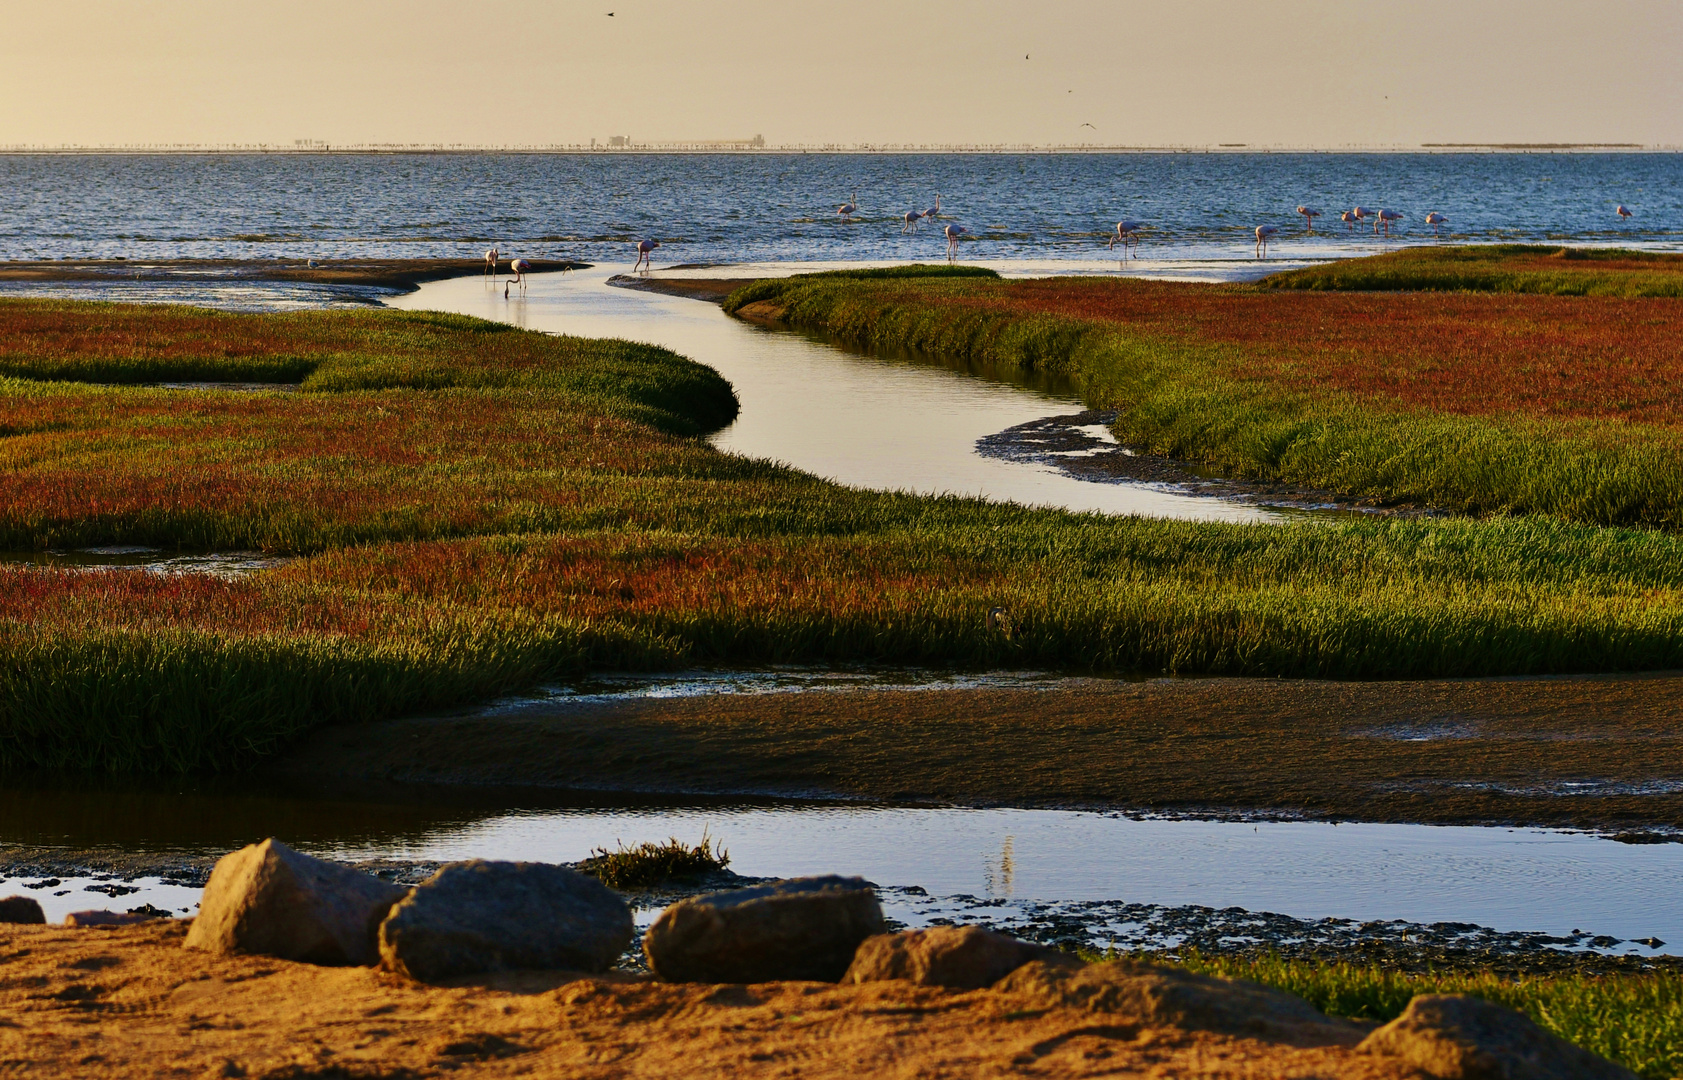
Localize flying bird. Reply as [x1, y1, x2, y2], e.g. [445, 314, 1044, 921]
[1080, 123, 1096, 129]
[1254, 225, 1279, 258]
[1296, 206, 1322, 232]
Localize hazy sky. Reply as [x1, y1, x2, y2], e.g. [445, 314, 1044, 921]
[5, 0, 1680, 148]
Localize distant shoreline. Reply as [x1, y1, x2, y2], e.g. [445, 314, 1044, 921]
[0, 257, 587, 293]
[0, 146, 1671, 157]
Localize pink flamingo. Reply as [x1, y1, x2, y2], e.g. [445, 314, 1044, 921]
[503, 257, 530, 298]
[1254, 225, 1279, 258]
[945, 224, 968, 258]
[901, 208, 924, 234]
[633, 239, 659, 273]
[1340, 210, 1359, 231]
[837, 191, 858, 221]
[923, 193, 942, 224]
[1351, 206, 1374, 229]
[483, 246, 499, 276]
[1376, 208, 1403, 236]
[1425, 212, 1448, 237]
[1297, 206, 1322, 232]
[1108, 219, 1144, 259]
[1617, 204, 1634, 223]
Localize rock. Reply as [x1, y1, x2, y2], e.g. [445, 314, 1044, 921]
[0, 896, 45, 924]
[1358, 994, 1638, 1079]
[378, 860, 632, 981]
[65, 909, 157, 927]
[843, 926, 1072, 989]
[644, 875, 884, 984]
[184, 838, 408, 966]
[997, 958, 1360, 1043]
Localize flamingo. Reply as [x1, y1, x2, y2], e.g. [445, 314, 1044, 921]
[1297, 206, 1322, 232]
[1617, 204, 1634, 222]
[945, 223, 968, 259]
[1351, 206, 1374, 228]
[901, 208, 924, 234]
[1108, 219, 1144, 259]
[1340, 210, 1358, 231]
[484, 247, 499, 276]
[837, 192, 858, 221]
[1254, 225, 1279, 258]
[502, 257, 530, 298]
[633, 238, 659, 273]
[1425, 211, 1448, 237]
[923, 193, 942, 224]
[1375, 208, 1403, 236]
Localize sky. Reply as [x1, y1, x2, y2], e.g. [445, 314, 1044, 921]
[4, 0, 1681, 149]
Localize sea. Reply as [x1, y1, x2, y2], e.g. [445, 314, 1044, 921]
[1, 152, 1678, 269]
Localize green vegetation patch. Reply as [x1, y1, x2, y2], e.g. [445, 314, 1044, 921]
[578, 834, 731, 889]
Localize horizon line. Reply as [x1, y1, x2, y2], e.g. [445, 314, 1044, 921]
[0, 141, 1673, 156]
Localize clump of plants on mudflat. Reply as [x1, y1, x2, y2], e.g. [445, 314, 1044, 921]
[578, 833, 731, 889]
[727, 268, 1683, 528]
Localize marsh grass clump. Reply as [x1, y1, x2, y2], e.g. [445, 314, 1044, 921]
[1145, 950, 1683, 1079]
[1261, 243, 1683, 297]
[577, 834, 730, 889]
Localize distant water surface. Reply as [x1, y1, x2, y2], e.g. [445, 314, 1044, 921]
[2, 152, 1677, 267]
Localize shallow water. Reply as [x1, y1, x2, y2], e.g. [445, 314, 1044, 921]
[388, 271, 1281, 522]
[3, 152, 1678, 265]
[0, 546, 287, 578]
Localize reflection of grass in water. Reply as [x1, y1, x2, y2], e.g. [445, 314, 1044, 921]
[726, 262, 1683, 528]
[578, 833, 730, 890]
[1263, 244, 1683, 298]
[15, 292, 1683, 772]
[1155, 950, 1683, 1080]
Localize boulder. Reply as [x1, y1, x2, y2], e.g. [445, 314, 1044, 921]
[644, 875, 884, 984]
[844, 925, 1072, 989]
[1358, 994, 1639, 1079]
[378, 860, 633, 981]
[0, 896, 45, 924]
[997, 958, 1360, 1044]
[65, 909, 157, 928]
[184, 838, 407, 966]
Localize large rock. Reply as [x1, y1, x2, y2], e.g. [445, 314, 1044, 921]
[844, 926, 1072, 989]
[644, 875, 884, 984]
[1358, 994, 1639, 1079]
[378, 860, 633, 981]
[0, 896, 45, 924]
[997, 958, 1360, 1044]
[184, 839, 407, 966]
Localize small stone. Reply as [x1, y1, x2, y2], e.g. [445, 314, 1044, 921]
[997, 958, 1360, 1042]
[1358, 994, 1638, 1079]
[184, 839, 408, 966]
[644, 875, 884, 984]
[0, 896, 46, 924]
[65, 909, 156, 927]
[378, 860, 632, 981]
[844, 926, 1073, 989]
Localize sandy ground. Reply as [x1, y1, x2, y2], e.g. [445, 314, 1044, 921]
[268, 673, 1683, 833]
[0, 258, 585, 292]
[0, 921, 1440, 1080]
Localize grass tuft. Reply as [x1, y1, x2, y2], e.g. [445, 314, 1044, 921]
[577, 833, 731, 889]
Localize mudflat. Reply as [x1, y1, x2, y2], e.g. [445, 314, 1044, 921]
[269, 673, 1683, 831]
[0, 921, 1419, 1080]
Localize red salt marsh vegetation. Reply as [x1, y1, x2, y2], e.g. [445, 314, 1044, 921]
[728, 254, 1683, 526]
[13, 289, 1683, 771]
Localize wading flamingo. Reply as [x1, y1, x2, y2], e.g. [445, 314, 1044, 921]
[1108, 219, 1144, 259]
[1297, 206, 1322, 232]
[901, 208, 924, 234]
[1340, 210, 1358, 231]
[484, 247, 499, 276]
[1617, 204, 1634, 222]
[503, 257, 530, 298]
[837, 192, 858, 221]
[1351, 206, 1374, 228]
[1425, 211, 1448, 237]
[945, 223, 968, 258]
[1254, 225, 1279, 258]
[1376, 208, 1403, 236]
[923, 193, 942, 224]
[633, 239, 659, 273]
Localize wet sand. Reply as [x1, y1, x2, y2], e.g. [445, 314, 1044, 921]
[0, 258, 587, 293]
[268, 673, 1683, 834]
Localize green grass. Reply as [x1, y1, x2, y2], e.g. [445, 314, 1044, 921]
[577, 834, 731, 890]
[1262, 244, 1683, 297]
[1158, 951, 1683, 1079]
